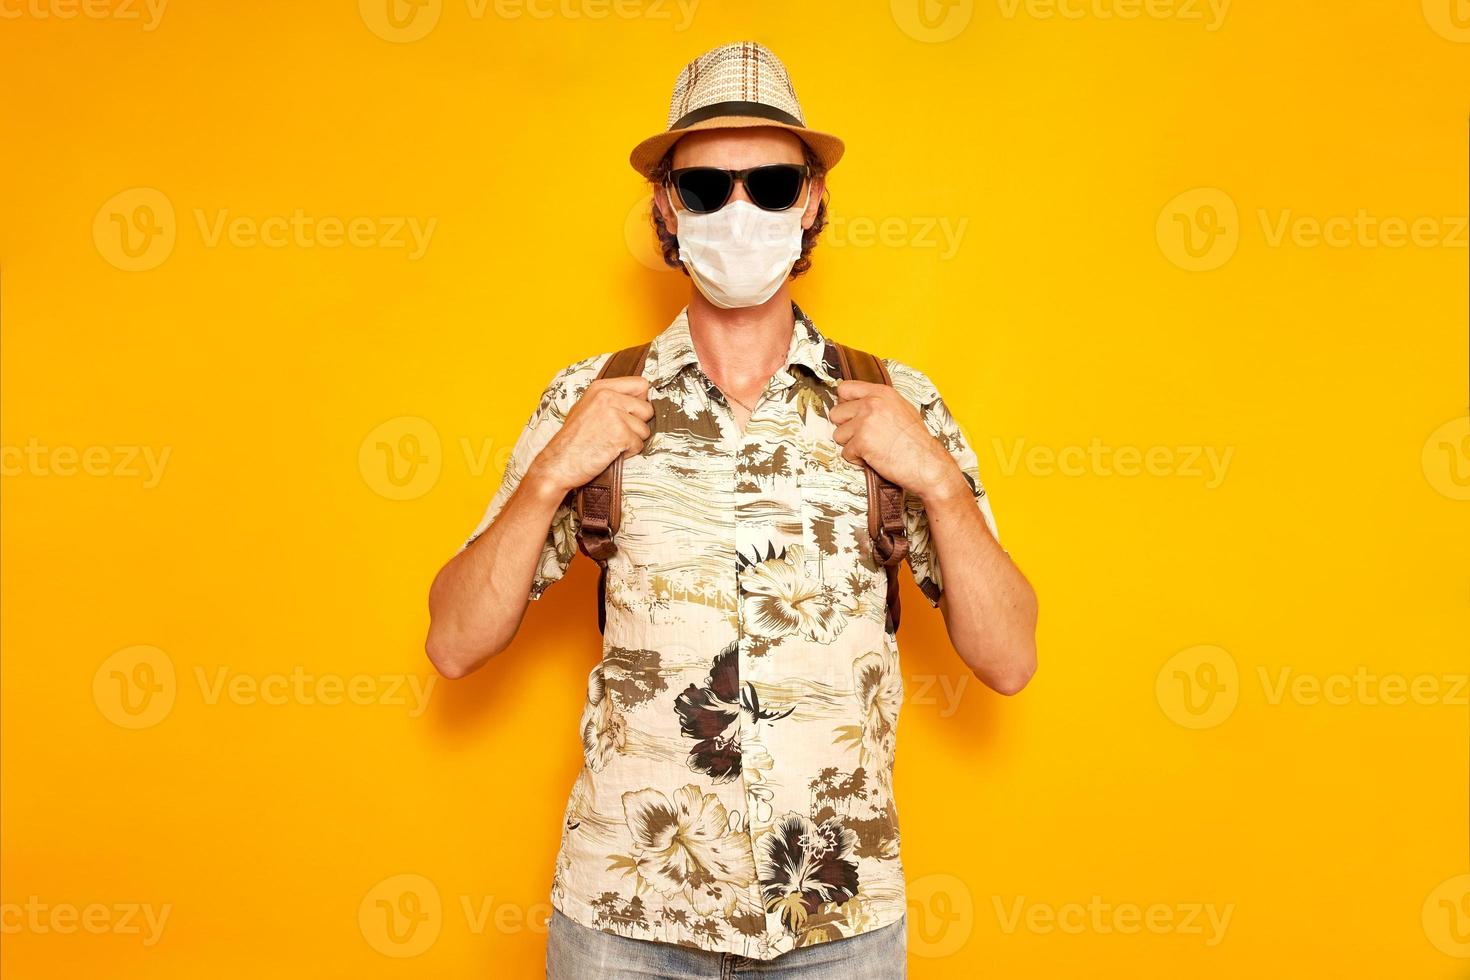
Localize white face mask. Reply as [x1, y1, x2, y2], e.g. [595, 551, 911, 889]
[673, 189, 809, 309]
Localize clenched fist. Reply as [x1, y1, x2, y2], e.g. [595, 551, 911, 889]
[829, 379, 966, 503]
[528, 375, 654, 495]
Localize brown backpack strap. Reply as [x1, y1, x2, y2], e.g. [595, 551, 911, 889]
[828, 341, 911, 634]
[574, 343, 651, 632]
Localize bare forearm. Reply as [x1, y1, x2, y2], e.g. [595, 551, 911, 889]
[918, 473, 1038, 695]
[425, 467, 567, 678]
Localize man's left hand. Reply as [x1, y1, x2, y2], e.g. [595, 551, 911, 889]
[829, 380, 967, 502]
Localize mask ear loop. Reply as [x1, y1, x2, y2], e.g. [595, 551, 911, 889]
[662, 177, 685, 219]
[662, 177, 698, 280]
[790, 163, 826, 215]
[790, 179, 813, 214]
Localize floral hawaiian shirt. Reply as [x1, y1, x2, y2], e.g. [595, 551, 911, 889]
[463, 302, 997, 960]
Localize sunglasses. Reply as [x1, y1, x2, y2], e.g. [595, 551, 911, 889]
[667, 164, 811, 214]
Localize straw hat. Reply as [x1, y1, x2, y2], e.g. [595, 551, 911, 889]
[629, 41, 845, 179]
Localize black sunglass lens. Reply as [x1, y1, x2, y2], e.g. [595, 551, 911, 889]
[674, 170, 733, 213]
[746, 166, 804, 210]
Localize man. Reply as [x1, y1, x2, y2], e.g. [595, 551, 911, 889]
[426, 41, 1037, 978]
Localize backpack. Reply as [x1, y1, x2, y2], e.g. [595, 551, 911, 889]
[572, 341, 910, 635]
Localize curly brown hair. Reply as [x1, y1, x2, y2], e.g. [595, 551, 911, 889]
[648, 144, 829, 279]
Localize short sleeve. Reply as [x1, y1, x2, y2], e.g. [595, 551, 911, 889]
[884, 360, 999, 608]
[461, 353, 609, 601]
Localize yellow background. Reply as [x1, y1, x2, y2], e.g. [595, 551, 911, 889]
[3, 1, 1468, 976]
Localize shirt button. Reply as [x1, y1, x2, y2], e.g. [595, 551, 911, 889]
[746, 786, 775, 827]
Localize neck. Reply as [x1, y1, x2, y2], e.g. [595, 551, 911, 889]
[685, 284, 795, 396]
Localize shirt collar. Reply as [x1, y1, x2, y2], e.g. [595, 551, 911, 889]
[647, 301, 838, 390]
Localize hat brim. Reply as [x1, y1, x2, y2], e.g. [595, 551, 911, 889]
[629, 117, 845, 180]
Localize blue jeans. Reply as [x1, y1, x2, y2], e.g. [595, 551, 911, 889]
[546, 908, 908, 979]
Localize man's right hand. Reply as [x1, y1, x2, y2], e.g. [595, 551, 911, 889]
[526, 375, 654, 495]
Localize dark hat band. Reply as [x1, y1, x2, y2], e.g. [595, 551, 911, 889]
[671, 100, 804, 131]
